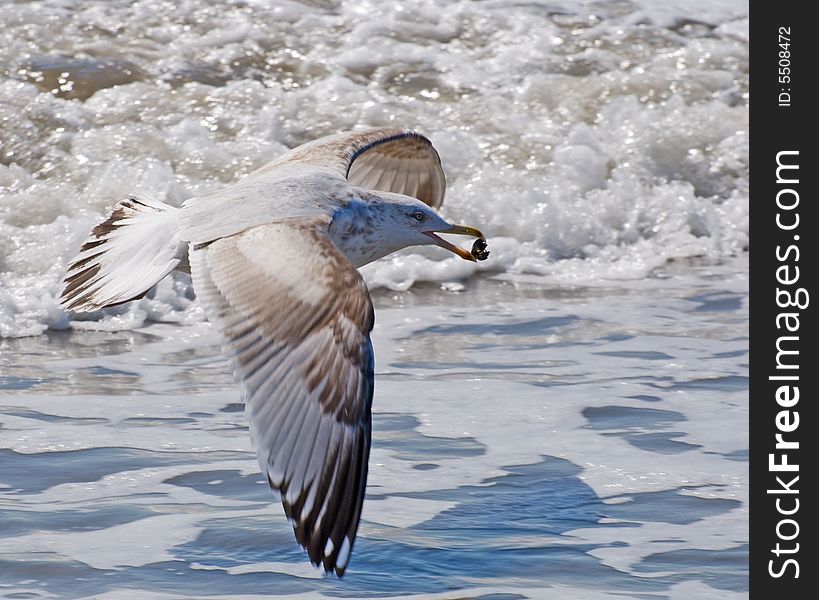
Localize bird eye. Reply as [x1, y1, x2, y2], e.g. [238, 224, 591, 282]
[412, 212, 425, 222]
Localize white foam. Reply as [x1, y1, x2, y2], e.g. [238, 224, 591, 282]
[0, 0, 748, 335]
[363, 496, 458, 528]
[9, 513, 205, 570]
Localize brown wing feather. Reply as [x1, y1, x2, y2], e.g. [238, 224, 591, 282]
[189, 216, 374, 576]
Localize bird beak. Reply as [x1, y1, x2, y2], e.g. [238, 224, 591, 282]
[423, 224, 486, 262]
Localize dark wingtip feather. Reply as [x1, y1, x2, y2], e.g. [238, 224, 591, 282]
[269, 431, 368, 577]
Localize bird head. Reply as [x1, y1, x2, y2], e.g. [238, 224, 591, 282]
[378, 195, 487, 262]
[331, 192, 488, 267]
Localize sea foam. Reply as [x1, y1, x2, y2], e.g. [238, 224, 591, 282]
[0, 0, 748, 336]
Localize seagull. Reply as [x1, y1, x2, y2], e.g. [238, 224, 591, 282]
[59, 128, 488, 576]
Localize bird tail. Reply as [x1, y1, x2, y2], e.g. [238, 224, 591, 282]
[60, 193, 186, 312]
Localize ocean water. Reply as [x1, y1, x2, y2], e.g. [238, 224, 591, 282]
[1, 0, 748, 598]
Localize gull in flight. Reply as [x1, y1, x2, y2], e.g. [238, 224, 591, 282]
[60, 128, 488, 576]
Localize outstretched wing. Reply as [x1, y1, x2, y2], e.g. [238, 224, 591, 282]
[261, 128, 446, 209]
[189, 216, 374, 576]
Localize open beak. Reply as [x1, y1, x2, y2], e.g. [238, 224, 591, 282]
[423, 224, 486, 262]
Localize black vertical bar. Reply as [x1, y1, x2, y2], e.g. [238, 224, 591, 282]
[750, 2, 814, 597]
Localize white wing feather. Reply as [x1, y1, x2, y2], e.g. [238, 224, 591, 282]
[61, 194, 184, 311]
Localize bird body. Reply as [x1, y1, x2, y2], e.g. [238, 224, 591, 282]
[181, 166, 349, 245]
[60, 128, 487, 575]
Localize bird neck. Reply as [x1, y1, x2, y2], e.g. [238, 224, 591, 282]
[328, 200, 406, 268]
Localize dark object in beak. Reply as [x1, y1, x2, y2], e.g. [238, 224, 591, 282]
[423, 223, 487, 262]
[470, 238, 490, 261]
